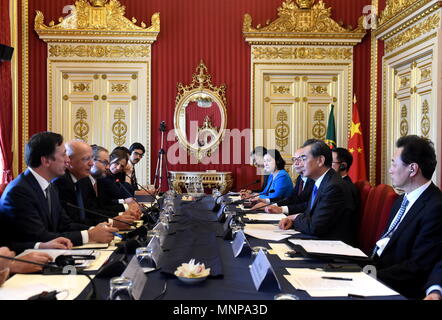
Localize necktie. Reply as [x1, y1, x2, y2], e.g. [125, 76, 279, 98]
[310, 185, 318, 209]
[131, 169, 138, 190]
[382, 196, 409, 239]
[45, 184, 52, 216]
[371, 196, 409, 258]
[298, 179, 304, 195]
[75, 181, 86, 221]
[93, 182, 98, 197]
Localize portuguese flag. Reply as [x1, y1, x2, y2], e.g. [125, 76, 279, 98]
[325, 104, 336, 149]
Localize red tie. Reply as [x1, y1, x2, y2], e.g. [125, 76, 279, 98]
[298, 179, 304, 195]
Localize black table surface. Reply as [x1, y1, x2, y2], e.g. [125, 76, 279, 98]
[84, 195, 405, 301]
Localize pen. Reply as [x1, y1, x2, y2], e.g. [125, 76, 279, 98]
[112, 232, 123, 239]
[321, 276, 353, 281]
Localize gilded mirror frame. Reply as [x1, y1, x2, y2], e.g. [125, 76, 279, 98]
[174, 60, 227, 162]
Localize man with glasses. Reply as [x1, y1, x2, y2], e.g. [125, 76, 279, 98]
[265, 147, 314, 214]
[53, 140, 136, 229]
[125, 143, 146, 191]
[278, 139, 357, 245]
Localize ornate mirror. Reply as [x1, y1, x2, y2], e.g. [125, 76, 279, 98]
[174, 61, 227, 161]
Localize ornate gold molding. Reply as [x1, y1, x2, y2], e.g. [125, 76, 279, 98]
[22, 0, 30, 171]
[176, 61, 227, 107]
[312, 110, 326, 139]
[385, 14, 440, 53]
[275, 110, 290, 151]
[112, 108, 127, 146]
[369, 0, 378, 186]
[35, 0, 160, 37]
[421, 100, 430, 137]
[74, 107, 90, 141]
[379, 0, 418, 25]
[252, 47, 353, 60]
[400, 105, 409, 137]
[243, 0, 366, 41]
[376, 0, 440, 38]
[48, 44, 150, 58]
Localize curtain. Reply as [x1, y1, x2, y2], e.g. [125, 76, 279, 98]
[0, 0, 13, 183]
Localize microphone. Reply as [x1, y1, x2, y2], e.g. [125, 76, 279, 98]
[123, 172, 156, 201]
[0, 254, 97, 299]
[115, 179, 159, 225]
[65, 202, 136, 228]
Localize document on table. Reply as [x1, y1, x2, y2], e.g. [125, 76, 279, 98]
[244, 213, 286, 221]
[0, 274, 91, 300]
[18, 249, 100, 268]
[283, 268, 399, 297]
[72, 243, 109, 250]
[288, 239, 368, 258]
[244, 224, 299, 241]
[268, 243, 304, 261]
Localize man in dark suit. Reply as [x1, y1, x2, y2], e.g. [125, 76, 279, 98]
[424, 260, 442, 300]
[265, 147, 314, 214]
[371, 135, 442, 299]
[53, 140, 136, 229]
[279, 139, 357, 245]
[124, 142, 145, 191]
[0, 132, 118, 248]
[331, 147, 360, 215]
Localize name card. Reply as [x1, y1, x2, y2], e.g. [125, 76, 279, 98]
[121, 256, 148, 300]
[147, 235, 161, 265]
[231, 230, 250, 258]
[249, 250, 281, 291]
[217, 204, 227, 222]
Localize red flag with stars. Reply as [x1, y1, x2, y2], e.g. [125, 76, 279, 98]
[348, 96, 367, 182]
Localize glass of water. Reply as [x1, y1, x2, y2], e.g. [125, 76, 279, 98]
[136, 246, 155, 270]
[109, 277, 134, 300]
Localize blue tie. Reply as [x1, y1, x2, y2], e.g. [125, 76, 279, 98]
[310, 185, 318, 209]
[75, 181, 86, 222]
[371, 196, 409, 257]
[382, 196, 409, 239]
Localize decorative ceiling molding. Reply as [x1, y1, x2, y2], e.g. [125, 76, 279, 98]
[243, 0, 366, 45]
[35, 0, 160, 43]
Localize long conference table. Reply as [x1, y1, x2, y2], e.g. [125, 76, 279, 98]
[83, 195, 405, 301]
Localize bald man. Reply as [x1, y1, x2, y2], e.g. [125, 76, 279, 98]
[53, 140, 136, 230]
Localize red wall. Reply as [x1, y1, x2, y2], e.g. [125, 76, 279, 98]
[18, 0, 372, 185]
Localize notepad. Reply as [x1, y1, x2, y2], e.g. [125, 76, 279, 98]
[288, 239, 368, 258]
[244, 224, 299, 241]
[244, 213, 286, 221]
[284, 268, 399, 297]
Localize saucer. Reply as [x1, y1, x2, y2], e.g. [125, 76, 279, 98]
[176, 276, 207, 284]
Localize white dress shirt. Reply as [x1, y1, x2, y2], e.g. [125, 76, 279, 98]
[28, 168, 89, 246]
[375, 180, 432, 257]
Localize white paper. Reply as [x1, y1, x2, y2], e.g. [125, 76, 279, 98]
[231, 230, 247, 258]
[0, 274, 91, 300]
[288, 239, 368, 258]
[244, 224, 299, 241]
[284, 268, 399, 297]
[121, 256, 148, 300]
[268, 243, 304, 261]
[249, 250, 280, 291]
[18, 249, 100, 268]
[244, 213, 286, 221]
[147, 236, 161, 265]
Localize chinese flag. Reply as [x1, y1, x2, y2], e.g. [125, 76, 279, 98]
[348, 95, 367, 182]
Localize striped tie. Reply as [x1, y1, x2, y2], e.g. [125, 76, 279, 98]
[371, 196, 409, 258]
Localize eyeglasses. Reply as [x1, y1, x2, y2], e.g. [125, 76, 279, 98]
[95, 159, 110, 166]
[133, 151, 144, 158]
[292, 156, 307, 163]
